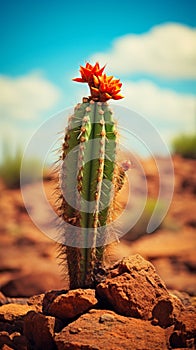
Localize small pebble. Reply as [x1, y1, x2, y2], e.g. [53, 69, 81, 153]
[69, 327, 82, 334]
[99, 313, 115, 323]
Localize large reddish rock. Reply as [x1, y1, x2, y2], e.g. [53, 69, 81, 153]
[96, 255, 183, 326]
[55, 309, 168, 350]
[43, 289, 98, 319]
[24, 311, 58, 350]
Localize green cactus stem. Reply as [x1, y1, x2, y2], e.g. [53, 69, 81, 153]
[57, 62, 128, 289]
[58, 98, 122, 288]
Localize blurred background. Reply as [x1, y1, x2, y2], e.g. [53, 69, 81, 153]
[0, 0, 195, 298]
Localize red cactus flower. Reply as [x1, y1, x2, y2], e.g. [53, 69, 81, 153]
[91, 74, 124, 102]
[72, 62, 105, 85]
[73, 62, 124, 102]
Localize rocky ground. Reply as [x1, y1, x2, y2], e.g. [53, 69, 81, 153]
[0, 155, 195, 349]
[0, 255, 195, 349]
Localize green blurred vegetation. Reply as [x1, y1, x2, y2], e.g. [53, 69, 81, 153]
[0, 144, 43, 189]
[171, 133, 196, 159]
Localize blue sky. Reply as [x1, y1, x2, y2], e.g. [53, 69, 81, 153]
[1, 0, 195, 83]
[0, 0, 196, 158]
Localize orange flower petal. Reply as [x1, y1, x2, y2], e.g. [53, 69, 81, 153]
[100, 82, 107, 92]
[103, 92, 112, 100]
[93, 75, 100, 87]
[81, 67, 92, 78]
[91, 87, 100, 96]
[107, 76, 113, 82]
[86, 62, 93, 69]
[72, 77, 85, 82]
[98, 65, 106, 75]
[112, 94, 124, 100]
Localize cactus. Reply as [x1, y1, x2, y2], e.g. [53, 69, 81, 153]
[58, 62, 130, 288]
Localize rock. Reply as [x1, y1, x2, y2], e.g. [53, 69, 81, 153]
[55, 309, 168, 350]
[99, 313, 115, 323]
[0, 321, 23, 334]
[11, 332, 27, 350]
[0, 304, 36, 322]
[1, 345, 14, 350]
[0, 303, 35, 347]
[0, 331, 26, 350]
[0, 250, 194, 349]
[43, 289, 98, 320]
[152, 298, 174, 328]
[96, 255, 183, 326]
[169, 309, 196, 349]
[152, 292, 184, 328]
[24, 311, 58, 350]
[0, 293, 7, 306]
[27, 293, 45, 312]
[0, 331, 13, 349]
[42, 289, 67, 313]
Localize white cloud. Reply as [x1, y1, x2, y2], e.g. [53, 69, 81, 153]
[116, 80, 196, 142]
[121, 80, 195, 122]
[0, 72, 62, 120]
[91, 23, 196, 79]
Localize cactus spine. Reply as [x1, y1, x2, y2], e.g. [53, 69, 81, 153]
[58, 62, 126, 288]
